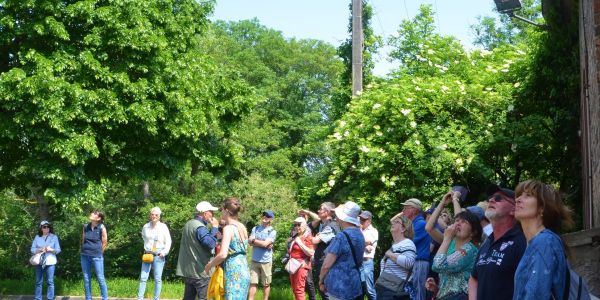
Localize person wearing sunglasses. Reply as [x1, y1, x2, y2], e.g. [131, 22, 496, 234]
[31, 220, 61, 300]
[286, 217, 314, 300]
[468, 185, 526, 300]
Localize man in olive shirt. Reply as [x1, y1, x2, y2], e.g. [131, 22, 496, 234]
[176, 201, 220, 300]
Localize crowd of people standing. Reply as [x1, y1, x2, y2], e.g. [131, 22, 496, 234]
[30, 179, 578, 300]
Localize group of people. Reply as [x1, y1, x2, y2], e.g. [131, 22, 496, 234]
[30, 179, 574, 300]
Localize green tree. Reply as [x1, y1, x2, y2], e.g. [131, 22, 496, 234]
[0, 0, 254, 217]
[202, 20, 343, 186]
[322, 5, 526, 220]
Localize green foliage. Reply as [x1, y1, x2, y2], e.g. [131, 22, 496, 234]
[471, 0, 543, 49]
[323, 5, 527, 220]
[0, 0, 255, 206]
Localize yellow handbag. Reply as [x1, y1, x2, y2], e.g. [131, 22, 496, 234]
[142, 239, 156, 263]
[142, 253, 154, 263]
[207, 265, 224, 300]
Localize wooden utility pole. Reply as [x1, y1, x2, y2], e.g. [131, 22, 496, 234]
[352, 0, 363, 96]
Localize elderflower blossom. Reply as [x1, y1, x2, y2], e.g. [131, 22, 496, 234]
[401, 109, 411, 116]
[328, 179, 336, 187]
[359, 145, 370, 153]
[373, 103, 382, 109]
[410, 121, 417, 128]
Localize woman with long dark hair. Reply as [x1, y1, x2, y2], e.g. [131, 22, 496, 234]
[426, 191, 481, 300]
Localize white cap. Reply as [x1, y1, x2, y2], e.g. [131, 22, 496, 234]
[150, 207, 162, 215]
[196, 201, 219, 213]
[293, 217, 307, 225]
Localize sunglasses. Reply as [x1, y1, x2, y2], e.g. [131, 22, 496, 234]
[489, 194, 515, 204]
[293, 223, 302, 227]
[41, 225, 50, 229]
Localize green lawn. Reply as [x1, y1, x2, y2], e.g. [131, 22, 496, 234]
[0, 277, 296, 299]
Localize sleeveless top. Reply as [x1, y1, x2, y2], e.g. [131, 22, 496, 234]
[81, 223, 104, 257]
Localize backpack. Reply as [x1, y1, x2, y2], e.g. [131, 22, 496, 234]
[563, 264, 592, 300]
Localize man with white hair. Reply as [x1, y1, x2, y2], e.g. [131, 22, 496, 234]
[300, 202, 340, 300]
[176, 201, 220, 300]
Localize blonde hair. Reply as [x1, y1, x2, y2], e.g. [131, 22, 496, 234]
[395, 215, 414, 240]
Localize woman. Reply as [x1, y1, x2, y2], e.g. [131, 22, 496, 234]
[81, 209, 109, 300]
[376, 215, 416, 300]
[319, 201, 365, 300]
[137, 207, 172, 300]
[425, 191, 481, 300]
[31, 220, 61, 300]
[288, 217, 315, 300]
[205, 197, 250, 300]
[513, 180, 572, 300]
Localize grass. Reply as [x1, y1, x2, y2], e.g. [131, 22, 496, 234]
[0, 277, 297, 299]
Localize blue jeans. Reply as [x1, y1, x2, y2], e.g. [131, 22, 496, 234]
[137, 255, 166, 300]
[361, 259, 376, 300]
[411, 260, 429, 300]
[34, 264, 55, 300]
[81, 255, 108, 300]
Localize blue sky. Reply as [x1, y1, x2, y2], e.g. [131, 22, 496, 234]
[211, 1, 499, 76]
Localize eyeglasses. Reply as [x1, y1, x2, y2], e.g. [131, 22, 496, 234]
[489, 194, 515, 204]
[41, 226, 49, 229]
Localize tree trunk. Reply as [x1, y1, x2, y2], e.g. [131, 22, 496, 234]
[142, 181, 151, 199]
[30, 186, 49, 221]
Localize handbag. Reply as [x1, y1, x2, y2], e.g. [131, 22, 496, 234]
[142, 238, 157, 263]
[284, 240, 304, 274]
[375, 246, 413, 297]
[285, 257, 303, 274]
[29, 252, 45, 266]
[142, 253, 154, 263]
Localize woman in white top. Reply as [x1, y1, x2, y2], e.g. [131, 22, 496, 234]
[137, 207, 172, 300]
[31, 220, 61, 300]
[376, 215, 416, 300]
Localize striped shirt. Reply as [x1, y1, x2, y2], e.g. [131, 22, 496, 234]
[379, 238, 416, 280]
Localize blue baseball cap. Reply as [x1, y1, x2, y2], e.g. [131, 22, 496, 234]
[262, 210, 275, 218]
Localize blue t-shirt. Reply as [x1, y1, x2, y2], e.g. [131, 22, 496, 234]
[324, 227, 365, 299]
[513, 229, 567, 300]
[250, 225, 277, 263]
[471, 224, 526, 300]
[413, 215, 431, 261]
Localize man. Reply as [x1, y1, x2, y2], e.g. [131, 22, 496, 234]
[468, 185, 526, 300]
[359, 210, 378, 300]
[176, 201, 220, 300]
[400, 198, 431, 300]
[300, 202, 340, 300]
[248, 210, 277, 300]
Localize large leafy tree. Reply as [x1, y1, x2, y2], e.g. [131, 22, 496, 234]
[202, 20, 343, 181]
[0, 0, 254, 215]
[322, 5, 526, 217]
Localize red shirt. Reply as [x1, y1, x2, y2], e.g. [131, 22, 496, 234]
[290, 235, 314, 267]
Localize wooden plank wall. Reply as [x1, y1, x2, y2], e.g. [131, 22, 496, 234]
[580, 0, 600, 230]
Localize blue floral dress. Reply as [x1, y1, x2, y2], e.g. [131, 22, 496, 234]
[223, 225, 250, 300]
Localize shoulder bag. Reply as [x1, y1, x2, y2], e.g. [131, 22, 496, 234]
[375, 245, 413, 298]
[341, 230, 365, 300]
[284, 240, 304, 274]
